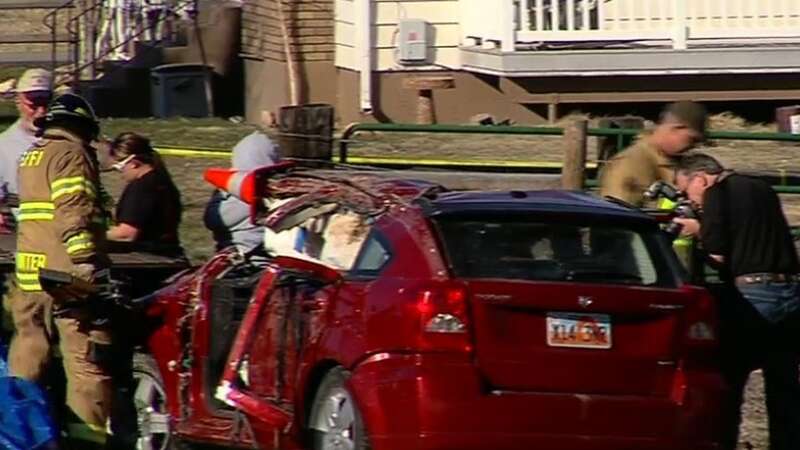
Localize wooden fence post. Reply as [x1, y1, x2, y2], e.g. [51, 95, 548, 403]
[562, 119, 588, 190]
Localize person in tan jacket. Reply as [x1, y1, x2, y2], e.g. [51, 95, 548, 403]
[599, 101, 708, 207]
[7, 93, 112, 449]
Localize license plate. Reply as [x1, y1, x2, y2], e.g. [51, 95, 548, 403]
[547, 312, 612, 349]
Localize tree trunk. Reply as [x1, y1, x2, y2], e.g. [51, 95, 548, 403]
[276, 0, 301, 105]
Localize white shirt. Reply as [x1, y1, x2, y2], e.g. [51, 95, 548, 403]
[0, 119, 37, 196]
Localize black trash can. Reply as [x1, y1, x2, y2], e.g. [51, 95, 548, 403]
[150, 63, 213, 118]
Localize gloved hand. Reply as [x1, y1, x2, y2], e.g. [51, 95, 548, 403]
[73, 263, 97, 282]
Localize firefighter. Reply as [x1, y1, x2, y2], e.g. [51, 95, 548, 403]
[7, 93, 112, 449]
[599, 101, 708, 207]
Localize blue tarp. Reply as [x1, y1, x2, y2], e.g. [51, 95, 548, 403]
[0, 344, 59, 450]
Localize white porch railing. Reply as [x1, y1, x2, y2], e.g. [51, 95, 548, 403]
[461, 0, 800, 51]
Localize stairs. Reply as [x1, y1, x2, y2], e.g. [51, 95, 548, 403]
[1, 0, 243, 118]
[77, 0, 243, 118]
[78, 41, 166, 117]
[0, 0, 76, 67]
[0, 0, 70, 8]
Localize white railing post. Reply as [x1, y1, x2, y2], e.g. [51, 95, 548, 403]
[519, 0, 531, 32]
[672, 0, 688, 49]
[581, 0, 590, 30]
[551, 0, 560, 31]
[535, 0, 544, 31]
[566, 0, 575, 31]
[501, 0, 516, 51]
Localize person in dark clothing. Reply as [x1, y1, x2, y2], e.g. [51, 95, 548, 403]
[673, 153, 800, 450]
[105, 132, 185, 449]
[106, 132, 183, 254]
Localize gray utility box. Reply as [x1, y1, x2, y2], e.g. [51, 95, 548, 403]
[398, 19, 428, 64]
[150, 63, 212, 118]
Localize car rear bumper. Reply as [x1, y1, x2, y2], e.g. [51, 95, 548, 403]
[349, 352, 725, 450]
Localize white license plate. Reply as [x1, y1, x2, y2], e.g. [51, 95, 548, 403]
[547, 312, 612, 349]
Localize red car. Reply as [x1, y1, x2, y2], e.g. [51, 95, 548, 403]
[131, 163, 726, 450]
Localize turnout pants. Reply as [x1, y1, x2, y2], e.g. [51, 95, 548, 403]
[6, 287, 113, 448]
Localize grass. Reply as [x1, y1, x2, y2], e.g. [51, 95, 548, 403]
[100, 117, 257, 149]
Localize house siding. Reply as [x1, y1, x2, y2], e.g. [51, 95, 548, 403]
[335, 0, 461, 71]
[241, 0, 335, 62]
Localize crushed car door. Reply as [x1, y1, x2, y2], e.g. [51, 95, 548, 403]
[215, 256, 341, 436]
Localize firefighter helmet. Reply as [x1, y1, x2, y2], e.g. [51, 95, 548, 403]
[34, 93, 99, 138]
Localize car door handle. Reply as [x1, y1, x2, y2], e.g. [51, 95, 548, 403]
[649, 303, 684, 310]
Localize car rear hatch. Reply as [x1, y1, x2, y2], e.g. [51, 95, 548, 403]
[432, 210, 699, 398]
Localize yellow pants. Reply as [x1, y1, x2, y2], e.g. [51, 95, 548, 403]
[6, 287, 112, 447]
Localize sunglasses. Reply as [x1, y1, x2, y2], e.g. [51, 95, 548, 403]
[20, 92, 52, 108]
[111, 154, 136, 172]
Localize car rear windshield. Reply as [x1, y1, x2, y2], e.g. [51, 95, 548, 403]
[433, 214, 681, 287]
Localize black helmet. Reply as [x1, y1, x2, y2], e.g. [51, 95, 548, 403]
[34, 93, 99, 138]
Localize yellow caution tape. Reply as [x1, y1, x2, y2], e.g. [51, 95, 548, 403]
[154, 146, 599, 170]
[155, 146, 232, 158]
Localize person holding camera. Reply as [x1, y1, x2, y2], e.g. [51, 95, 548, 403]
[599, 101, 707, 207]
[673, 153, 800, 450]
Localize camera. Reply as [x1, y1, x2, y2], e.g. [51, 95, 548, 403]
[643, 180, 681, 203]
[643, 181, 699, 239]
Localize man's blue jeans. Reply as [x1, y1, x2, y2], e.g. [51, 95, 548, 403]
[721, 281, 800, 450]
[738, 281, 800, 325]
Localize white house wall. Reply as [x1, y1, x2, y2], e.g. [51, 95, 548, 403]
[335, 0, 461, 71]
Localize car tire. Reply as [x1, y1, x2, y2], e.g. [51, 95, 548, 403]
[308, 367, 370, 450]
[132, 352, 174, 450]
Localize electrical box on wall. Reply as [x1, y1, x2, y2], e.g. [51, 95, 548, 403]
[398, 19, 429, 64]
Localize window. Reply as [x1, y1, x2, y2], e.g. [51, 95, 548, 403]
[264, 207, 372, 271]
[434, 215, 678, 287]
[351, 232, 391, 276]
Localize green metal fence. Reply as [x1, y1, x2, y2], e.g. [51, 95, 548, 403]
[338, 122, 800, 193]
[339, 122, 800, 161]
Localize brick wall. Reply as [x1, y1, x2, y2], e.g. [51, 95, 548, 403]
[241, 0, 334, 62]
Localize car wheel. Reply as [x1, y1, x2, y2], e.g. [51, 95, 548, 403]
[132, 353, 173, 450]
[308, 367, 370, 450]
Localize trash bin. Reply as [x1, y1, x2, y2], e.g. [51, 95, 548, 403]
[150, 63, 213, 118]
[277, 104, 335, 161]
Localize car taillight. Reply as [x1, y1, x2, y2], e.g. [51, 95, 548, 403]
[414, 283, 472, 352]
[681, 286, 718, 363]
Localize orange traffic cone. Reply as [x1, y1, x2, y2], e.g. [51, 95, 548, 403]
[204, 168, 257, 204]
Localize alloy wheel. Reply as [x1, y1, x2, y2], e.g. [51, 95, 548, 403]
[133, 369, 171, 450]
[313, 387, 357, 450]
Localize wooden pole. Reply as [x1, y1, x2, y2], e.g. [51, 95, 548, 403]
[276, 0, 301, 105]
[561, 119, 588, 190]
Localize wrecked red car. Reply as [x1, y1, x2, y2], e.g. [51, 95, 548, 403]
[134, 163, 726, 450]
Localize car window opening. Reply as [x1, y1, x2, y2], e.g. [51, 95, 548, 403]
[263, 205, 372, 272]
[434, 216, 677, 288]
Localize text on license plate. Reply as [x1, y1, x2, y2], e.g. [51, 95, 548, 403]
[547, 312, 612, 349]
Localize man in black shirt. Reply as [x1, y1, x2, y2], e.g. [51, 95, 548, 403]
[673, 153, 800, 450]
